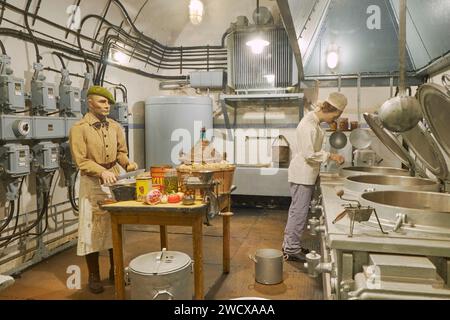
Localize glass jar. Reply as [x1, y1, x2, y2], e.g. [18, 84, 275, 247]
[163, 169, 178, 194]
[338, 118, 349, 131]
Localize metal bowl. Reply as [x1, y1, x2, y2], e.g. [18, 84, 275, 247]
[345, 175, 440, 193]
[110, 184, 136, 201]
[339, 166, 410, 177]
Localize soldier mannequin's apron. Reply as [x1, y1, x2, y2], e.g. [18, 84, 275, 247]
[77, 175, 114, 256]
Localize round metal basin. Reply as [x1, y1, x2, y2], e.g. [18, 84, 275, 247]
[360, 191, 450, 232]
[345, 175, 440, 193]
[340, 166, 410, 177]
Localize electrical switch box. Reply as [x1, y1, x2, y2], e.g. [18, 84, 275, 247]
[190, 71, 226, 89]
[32, 141, 59, 172]
[109, 102, 128, 125]
[59, 70, 81, 114]
[0, 143, 30, 177]
[32, 116, 65, 139]
[0, 75, 25, 113]
[31, 80, 57, 113]
[0, 115, 32, 140]
[0, 55, 25, 113]
[59, 85, 81, 113]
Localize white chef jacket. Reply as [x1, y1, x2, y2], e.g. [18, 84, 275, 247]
[288, 111, 330, 185]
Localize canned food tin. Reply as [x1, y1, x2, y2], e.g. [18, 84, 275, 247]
[136, 176, 152, 202]
[151, 165, 172, 190]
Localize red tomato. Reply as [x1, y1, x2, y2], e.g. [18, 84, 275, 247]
[167, 193, 181, 203]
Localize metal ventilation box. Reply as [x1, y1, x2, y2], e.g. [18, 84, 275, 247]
[226, 26, 295, 90]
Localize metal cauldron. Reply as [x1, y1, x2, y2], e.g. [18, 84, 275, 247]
[360, 191, 450, 234]
[344, 175, 440, 193]
[339, 166, 410, 178]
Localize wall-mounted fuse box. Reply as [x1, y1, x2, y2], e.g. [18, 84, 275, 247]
[0, 55, 25, 113]
[0, 115, 32, 140]
[0, 76, 25, 113]
[31, 81, 57, 113]
[59, 69, 81, 113]
[0, 143, 30, 177]
[32, 141, 59, 172]
[110, 102, 128, 125]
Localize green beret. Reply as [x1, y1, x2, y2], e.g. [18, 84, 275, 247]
[87, 86, 115, 104]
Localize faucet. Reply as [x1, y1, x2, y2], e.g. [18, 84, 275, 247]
[308, 217, 326, 236]
[303, 251, 334, 278]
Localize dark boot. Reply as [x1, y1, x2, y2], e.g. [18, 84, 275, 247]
[108, 248, 115, 283]
[85, 252, 104, 294]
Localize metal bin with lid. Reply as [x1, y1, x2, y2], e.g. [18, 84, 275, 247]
[127, 249, 193, 300]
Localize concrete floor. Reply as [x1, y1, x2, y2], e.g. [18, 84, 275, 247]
[0, 207, 323, 300]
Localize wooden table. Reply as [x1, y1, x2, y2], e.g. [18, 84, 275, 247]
[102, 195, 233, 300]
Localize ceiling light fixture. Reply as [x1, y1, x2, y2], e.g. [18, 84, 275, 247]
[111, 48, 128, 64]
[326, 44, 339, 69]
[246, 38, 270, 54]
[246, 0, 270, 55]
[189, 0, 204, 25]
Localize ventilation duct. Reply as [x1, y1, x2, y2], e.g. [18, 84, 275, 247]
[226, 26, 294, 90]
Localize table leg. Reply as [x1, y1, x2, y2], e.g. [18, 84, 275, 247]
[192, 216, 204, 300]
[223, 214, 231, 274]
[111, 216, 125, 300]
[160, 225, 168, 250]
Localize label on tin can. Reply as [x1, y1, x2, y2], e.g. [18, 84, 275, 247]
[136, 178, 152, 202]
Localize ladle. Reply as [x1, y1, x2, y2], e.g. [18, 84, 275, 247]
[378, 0, 422, 132]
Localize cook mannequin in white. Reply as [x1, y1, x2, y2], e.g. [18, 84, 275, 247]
[283, 92, 347, 261]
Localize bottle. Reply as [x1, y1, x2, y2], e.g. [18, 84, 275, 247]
[163, 168, 178, 194]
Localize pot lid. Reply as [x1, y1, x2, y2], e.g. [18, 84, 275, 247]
[129, 250, 191, 275]
[363, 113, 415, 170]
[418, 83, 450, 159]
[349, 128, 372, 149]
[401, 121, 449, 180]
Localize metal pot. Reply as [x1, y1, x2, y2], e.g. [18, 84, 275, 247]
[127, 249, 193, 300]
[249, 249, 283, 285]
[110, 184, 136, 201]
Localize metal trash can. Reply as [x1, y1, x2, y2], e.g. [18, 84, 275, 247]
[127, 249, 193, 300]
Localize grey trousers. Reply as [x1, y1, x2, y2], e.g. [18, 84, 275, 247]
[282, 183, 315, 254]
